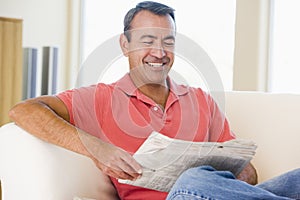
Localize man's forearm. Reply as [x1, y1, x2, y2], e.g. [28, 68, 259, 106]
[9, 100, 92, 158]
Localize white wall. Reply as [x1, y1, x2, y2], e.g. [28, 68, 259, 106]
[233, 0, 270, 92]
[0, 0, 276, 93]
[0, 0, 81, 93]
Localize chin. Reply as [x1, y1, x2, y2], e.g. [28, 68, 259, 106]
[144, 73, 168, 86]
[130, 64, 170, 86]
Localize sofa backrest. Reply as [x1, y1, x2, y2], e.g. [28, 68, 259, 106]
[225, 91, 300, 182]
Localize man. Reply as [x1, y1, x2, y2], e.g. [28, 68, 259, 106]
[9, 1, 299, 200]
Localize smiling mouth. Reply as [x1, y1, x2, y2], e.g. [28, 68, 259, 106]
[146, 62, 166, 68]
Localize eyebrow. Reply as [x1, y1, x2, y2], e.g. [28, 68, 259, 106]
[140, 35, 157, 40]
[140, 35, 175, 41]
[163, 35, 175, 41]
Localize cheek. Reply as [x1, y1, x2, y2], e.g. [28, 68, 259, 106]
[128, 53, 144, 68]
[128, 49, 149, 62]
[168, 52, 174, 59]
[167, 52, 175, 62]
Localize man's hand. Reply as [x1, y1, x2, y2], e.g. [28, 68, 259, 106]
[78, 130, 142, 181]
[237, 163, 258, 185]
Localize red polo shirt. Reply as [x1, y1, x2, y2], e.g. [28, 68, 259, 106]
[57, 73, 235, 199]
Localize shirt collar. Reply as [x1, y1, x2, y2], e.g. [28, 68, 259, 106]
[115, 73, 189, 97]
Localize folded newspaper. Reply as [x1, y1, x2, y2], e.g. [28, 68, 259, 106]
[118, 131, 257, 192]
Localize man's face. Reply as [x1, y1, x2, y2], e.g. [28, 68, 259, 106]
[120, 10, 176, 86]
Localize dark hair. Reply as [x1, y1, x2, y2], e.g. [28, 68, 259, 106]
[123, 1, 175, 41]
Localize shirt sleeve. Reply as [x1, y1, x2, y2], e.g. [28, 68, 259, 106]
[206, 92, 236, 142]
[56, 89, 75, 125]
[56, 84, 103, 139]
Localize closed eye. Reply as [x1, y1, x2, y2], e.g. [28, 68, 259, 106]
[164, 41, 175, 47]
[142, 41, 154, 45]
[163, 37, 175, 47]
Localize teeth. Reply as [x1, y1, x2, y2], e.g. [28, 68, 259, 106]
[148, 63, 163, 67]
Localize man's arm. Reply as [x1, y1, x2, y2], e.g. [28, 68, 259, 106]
[9, 96, 142, 181]
[236, 163, 258, 185]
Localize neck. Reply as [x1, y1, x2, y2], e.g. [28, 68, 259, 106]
[139, 83, 169, 108]
[129, 74, 170, 108]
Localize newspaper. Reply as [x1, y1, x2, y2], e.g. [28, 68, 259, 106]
[118, 131, 257, 192]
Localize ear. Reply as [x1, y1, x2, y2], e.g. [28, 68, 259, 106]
[119, 33, 129, 57]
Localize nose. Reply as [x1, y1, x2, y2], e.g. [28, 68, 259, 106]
[150, 45, 166, 58]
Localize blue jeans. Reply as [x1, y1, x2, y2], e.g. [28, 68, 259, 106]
[167, 166, 300, 200]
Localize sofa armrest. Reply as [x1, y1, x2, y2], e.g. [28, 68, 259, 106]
[0, 123, 119, 200]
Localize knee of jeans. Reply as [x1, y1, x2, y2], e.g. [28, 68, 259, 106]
[292, 168, 300, 175]
[169, 166, 217, 195]
[185, 165, 216, 175]
[181, 165, 236, 181]
[177, 165, 216, 181]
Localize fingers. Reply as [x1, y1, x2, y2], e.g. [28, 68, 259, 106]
[120, 152, 143, 174]
[101, 165, 138, 180]
[100, 161, 141, 181]
[118, 159, 142, 180]
[106, 148, 142, 179]
[109, 154, 142, 180]
[88, 140, 143, 180]
[91, 151, 142, 180]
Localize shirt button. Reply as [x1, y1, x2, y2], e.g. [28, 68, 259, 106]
[153, 106, 158, 111]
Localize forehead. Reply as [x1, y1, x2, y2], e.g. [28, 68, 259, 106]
[130, 10, 175, 32]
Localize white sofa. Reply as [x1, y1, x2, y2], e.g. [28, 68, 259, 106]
[1, 91, 300, 200]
